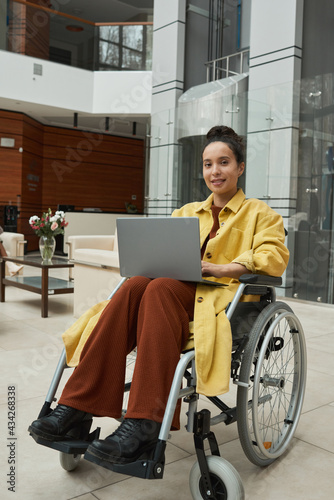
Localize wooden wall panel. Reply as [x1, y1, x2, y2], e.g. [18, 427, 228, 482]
[25, 1, 50, 60]
[19, 115, 44, 248]
[0, 113, 24, 138]
[23, 115, 44, 148]
[0, 111, 23, 212]
[43, 161, 144, 212]
[7, 2, 26, 55]
[0, 155, 22, 201]
[43, 146, 144, 168]
[7, 1, 50, 60]
[0, 111, 145, 250]
[42, 126, 145, 214]
[43, 129, 144, 157]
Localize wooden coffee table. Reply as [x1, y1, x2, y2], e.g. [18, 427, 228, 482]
[0, 255, 74, 318]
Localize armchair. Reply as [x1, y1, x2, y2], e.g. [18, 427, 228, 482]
[1, 231, 26, 257]
[0, 231, 26, 275]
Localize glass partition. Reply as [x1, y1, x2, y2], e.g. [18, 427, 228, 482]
[6, 0, 153, 72]
[145, 110, 178, 215]
[293, 74, 334, 303]
[174, 75, 334, 305]
[176, 89, 248, 207]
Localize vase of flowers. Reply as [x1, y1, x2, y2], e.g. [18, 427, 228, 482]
[38, 235, 56, 263]
[29, 209, 68, 263]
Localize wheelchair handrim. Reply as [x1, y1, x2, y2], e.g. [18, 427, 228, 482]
[252, 310, 307, 459]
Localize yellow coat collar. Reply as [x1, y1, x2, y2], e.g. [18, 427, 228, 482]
[194, 188, 246, 214]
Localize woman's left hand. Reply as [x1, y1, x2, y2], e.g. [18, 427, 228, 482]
[201, 261, 250, 279]
[201, 261, 224, 278]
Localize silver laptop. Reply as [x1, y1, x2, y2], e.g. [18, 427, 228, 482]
[116, 217, 225, 286]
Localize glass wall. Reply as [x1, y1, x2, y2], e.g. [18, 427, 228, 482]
[293, 74, 334, 303]
[172, 75, 334, 304]
[6, 0, 153, 71]
[176, 84, 248, 207]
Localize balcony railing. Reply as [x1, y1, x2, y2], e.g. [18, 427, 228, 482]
[205, 49, 249, 82]
[6, 0, 153, 71]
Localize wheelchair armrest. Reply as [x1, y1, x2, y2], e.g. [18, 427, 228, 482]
[239, 274, 282, 286]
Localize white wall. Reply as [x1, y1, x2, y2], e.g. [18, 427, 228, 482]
[94, 71, 152, 115]
[0, 50, 152, 115]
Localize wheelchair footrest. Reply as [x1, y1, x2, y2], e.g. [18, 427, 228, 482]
[86, 455, 165, 479]
[84, 439, 166, 480]
[29, 426, 101, 454]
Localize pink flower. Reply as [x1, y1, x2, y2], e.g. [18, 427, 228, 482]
[51, 222, 58, 231]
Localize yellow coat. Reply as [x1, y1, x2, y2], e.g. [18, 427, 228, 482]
[172, 188, 289, 396]
[62, 189, 289, 397]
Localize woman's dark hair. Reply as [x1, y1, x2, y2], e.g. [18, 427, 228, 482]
[203, 125, 245, 164]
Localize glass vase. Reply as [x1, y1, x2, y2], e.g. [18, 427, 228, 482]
[39, 236, 56, 263]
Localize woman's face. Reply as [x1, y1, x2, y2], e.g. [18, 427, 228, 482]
[202, 141, 244, 206]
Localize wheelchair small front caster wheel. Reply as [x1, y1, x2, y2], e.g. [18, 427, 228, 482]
[189, 456, 244, 499]
[59, 452, 81, 471]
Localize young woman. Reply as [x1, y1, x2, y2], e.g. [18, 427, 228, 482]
[29, 125, 289, 467]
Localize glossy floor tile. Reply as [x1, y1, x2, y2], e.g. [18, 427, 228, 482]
[0, 266, 333, 499]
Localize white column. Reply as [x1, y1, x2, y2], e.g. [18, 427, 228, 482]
[146, 0, 186, 215]
[245, 0, 304, 293]
[246, 0, 304, 208]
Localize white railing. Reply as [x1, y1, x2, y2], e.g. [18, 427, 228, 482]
[205, 49, 249, 82]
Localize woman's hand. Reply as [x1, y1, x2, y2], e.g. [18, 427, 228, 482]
[201, 261, 224, 278]
[201, 261, 250, 279]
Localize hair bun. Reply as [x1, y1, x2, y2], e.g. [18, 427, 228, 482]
[204, 125, 245, 163]
[206, 125, 240, 142]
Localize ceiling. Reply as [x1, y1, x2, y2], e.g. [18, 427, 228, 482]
[54, 0, 154, 23]
[1, 1, 154, 137]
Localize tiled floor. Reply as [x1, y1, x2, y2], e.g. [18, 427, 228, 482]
[1, 262, 334, 499]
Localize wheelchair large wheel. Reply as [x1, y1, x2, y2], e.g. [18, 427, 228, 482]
[237, 301, 307, 467]
[189, 456, 245, 500]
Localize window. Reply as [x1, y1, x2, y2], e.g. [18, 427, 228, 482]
[99, 25, 152, 71]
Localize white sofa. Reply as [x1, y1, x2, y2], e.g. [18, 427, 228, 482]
[1, 231, 26, 275]
[1, 231, 26, 256]
[67, 235, 122, 318]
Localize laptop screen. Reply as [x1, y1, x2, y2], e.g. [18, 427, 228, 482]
[116, 217, 204, 282]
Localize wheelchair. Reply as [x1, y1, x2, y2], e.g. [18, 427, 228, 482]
[29, 274, 307, 500]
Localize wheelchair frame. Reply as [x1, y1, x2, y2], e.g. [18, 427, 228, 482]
[29, 274, 307, 500]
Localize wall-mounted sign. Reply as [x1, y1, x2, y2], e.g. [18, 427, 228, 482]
[0, 138, 15, 148]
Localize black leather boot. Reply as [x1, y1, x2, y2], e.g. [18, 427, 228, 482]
[85, 418, 161, 465]
[28, 404, 92, 441]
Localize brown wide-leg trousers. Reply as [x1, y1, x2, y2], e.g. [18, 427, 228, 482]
[59, 276, 197, 430]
